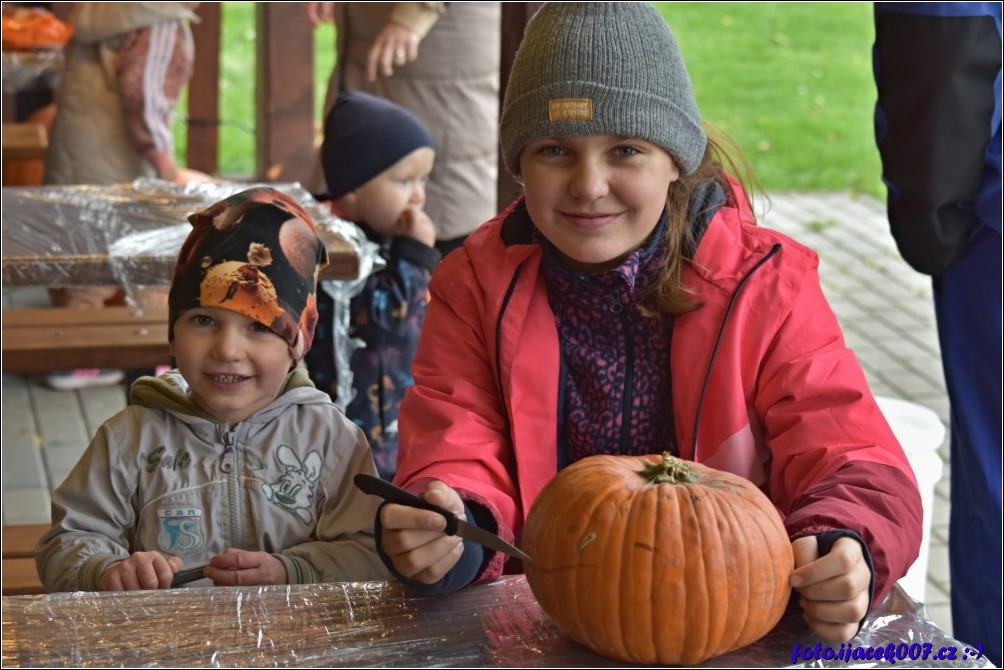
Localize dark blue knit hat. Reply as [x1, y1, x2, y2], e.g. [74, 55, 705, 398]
[321, 91, 434, 199]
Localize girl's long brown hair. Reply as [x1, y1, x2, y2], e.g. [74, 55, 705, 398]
[643, 125, 760, 317]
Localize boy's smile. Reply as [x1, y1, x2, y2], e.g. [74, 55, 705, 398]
[520, 134, 680, 274]
[171, 306, 294, 426]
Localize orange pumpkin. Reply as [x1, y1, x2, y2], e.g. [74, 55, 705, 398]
[522, 452, 793, 666]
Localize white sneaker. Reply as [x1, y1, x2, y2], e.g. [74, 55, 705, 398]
[45, 368, 125, 391]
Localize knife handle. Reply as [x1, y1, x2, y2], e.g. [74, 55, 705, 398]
[353, 474, 459, 535]
[170, 564, 209, 587]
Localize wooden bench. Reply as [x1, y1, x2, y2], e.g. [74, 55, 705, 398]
[2, 523, 49, 595]
[1, 305, 171, 374]
[1, 122, 48, 161]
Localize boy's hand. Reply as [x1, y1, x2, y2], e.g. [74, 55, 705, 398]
[379, 480, 465, 584]
[100, 552, 183, 591]
[206, 548, 288, 586]
[790, 535, 871, 642]
[396, 206, 436, 247]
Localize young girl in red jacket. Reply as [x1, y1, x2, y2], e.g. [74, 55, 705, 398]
[376, 2, 923, 643]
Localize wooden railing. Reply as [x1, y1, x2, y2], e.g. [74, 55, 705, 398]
[2, 3, 539, 197]
[184, 3, 539, 199]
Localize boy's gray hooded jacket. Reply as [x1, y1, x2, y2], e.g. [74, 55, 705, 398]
[36, 368, 389, 592]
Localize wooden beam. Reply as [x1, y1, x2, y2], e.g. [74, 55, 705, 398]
[255, 4, 315, 184]
[187, 3, 221, 175]
[497, 3, 542, 208]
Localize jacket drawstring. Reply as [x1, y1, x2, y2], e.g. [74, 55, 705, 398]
[495, 263, 525, 404]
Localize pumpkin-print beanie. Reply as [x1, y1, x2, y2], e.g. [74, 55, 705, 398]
[499, 2, 707, 176]
[168, 187, 329, 363]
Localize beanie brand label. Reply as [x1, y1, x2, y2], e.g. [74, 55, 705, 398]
[549, 98, 593, 121]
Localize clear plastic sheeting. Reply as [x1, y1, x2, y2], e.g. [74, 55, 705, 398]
[2, 179, 378, 289]
[0, 576, 990, 668]
[1, 179, 379, 407]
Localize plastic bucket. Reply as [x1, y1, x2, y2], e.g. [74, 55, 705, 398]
[875, 396, 946, 603]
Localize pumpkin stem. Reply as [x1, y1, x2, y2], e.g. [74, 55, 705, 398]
[639, 452, 698, 484]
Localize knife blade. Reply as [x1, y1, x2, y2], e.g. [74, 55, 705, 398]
[354, 474, 532, 563]
[171, 563, 209, 587]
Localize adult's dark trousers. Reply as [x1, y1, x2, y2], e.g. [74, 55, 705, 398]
[873, 5, 1002, 664]
[934, 222, 1002, 666]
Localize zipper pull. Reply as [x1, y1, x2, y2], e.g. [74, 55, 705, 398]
[221, 431, 236, 472]
[222, 430, 236, 453]
[609, 289, 624, 314]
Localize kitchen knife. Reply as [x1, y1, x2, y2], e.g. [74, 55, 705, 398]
[354, 474, 532, 563]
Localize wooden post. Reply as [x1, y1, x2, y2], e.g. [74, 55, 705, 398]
[497, 3, 541, 208]
[255, 4, 315, 184]
[187, 3, 221, 175]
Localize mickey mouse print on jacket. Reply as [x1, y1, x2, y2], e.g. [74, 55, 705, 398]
[35, 368, 389, 592]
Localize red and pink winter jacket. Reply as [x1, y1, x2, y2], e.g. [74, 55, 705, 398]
[396, 188, 922, 604]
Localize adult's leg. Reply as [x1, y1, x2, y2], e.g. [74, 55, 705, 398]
[935, 223, 1003, 665]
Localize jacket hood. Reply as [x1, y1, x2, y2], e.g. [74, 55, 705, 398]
[130, 366, 322, 425]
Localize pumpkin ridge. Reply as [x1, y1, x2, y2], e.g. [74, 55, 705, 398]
[699, 486, 731, 660]
[747, 490, 792, 634]
[735, 480, 790, 650]
[618, 473, 657, 662]
[564, 467, 609, 646]
[738, 491, 775, 648]
[576, 466, 622, 656]
[709, 484, 752, 654]
[686, 477, 718, 664]
[654, 459, 688, 663]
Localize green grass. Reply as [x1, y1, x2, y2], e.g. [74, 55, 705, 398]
[659, 2, 882, 197]
[179, 2, 883, 197]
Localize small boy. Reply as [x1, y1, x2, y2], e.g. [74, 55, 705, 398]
[305, 91, 441, 480]
[36, 187, 390, 592]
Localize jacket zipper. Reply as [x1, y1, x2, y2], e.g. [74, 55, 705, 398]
[495, 263, 525, 402]
[691, 243, 782, 458]
[221, 429, 240, 548]
[610, 288, 634, 453]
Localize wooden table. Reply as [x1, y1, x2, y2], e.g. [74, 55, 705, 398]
[0, 576, 989, 668]
[1, 182, 363, 287]
[1, 123, 47, 161]
[0, 181, 367, 374]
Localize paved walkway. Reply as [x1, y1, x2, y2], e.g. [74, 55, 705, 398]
[0, 191, 953, 634]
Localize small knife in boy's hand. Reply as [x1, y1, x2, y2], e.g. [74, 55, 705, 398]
[353, 474, 532, 563]
[170, 564, 209, 587]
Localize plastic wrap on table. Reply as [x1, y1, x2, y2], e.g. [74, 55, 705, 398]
[2, 179, 379, 410]
[0, 576, 991, 668]
[1, 178, 381, 298]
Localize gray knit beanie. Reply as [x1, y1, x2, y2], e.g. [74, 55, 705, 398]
[500, 2, 707, 176]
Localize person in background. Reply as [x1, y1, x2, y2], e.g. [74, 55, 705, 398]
[36, 187, 389, 592]
[376, 2, 923, 644]
[306, 1, 501, 257]
[304, 91, 440, 481]
[873, 3, 1002, 664]
[43, 2, 209, 391]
